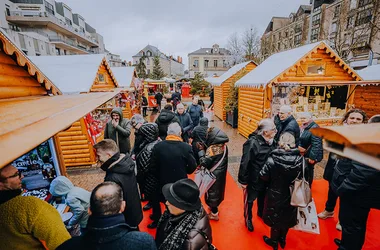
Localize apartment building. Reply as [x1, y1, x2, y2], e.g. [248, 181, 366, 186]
[261, 0, 380, 69]
[132, 45, 185, 77]
[188, 44, 232, 78]
[106, 51, 126, 67]
[1, 0, 105, 56]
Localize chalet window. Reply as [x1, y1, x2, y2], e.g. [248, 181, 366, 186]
[44, 0, 54, 15]
[307, 65, 325, 75]
[98, 73, 105, 83]
[213, 60, 218, 67]
[358, 0, 371, 8]
[356, 9, 372, 26]
[193, 59, 199, 68]
[204, 60, 209, 68]
[334, 5, 341, 18]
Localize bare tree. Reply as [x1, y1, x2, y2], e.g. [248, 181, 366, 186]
[227, 32, 244, 65]
[242, 26, 262, 63]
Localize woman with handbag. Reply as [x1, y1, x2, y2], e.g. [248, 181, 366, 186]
[259, 133, 303, 250]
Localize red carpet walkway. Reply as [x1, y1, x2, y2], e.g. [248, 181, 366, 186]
[140, 174, 380, 250]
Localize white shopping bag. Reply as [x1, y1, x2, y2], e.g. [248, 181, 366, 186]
[292, 199, 320, 234]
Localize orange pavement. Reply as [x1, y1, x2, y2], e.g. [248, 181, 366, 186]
[140, 174, 380, 250]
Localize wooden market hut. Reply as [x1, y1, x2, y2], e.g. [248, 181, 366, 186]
[30, 54, 119, 169]
[0, 29, 119, 171]
[206, 61, 257, 121]
[235, 41, 362, 138]
[355, 64, 380, 117]
[111, 66, 138, 119]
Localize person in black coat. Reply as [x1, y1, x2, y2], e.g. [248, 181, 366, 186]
[274, 105, 300, 146]
[155, 92, 163, 111]
[197, 127, 229, 221]
[57, 182, 156, 250]
[190, 117, 209, 164]
[298, 112, 323, 188]
[94, 140, 143, 229]
[208, 88, 214, 109]
[238, 119, 277, 232]
[142, 95, 148, 117]
[175, 103, 193, 143]
[155, 104, 181, 140]
[260, 133, 303, 250]
[130, 114, 147, 157]
[148, 123, 197, 228]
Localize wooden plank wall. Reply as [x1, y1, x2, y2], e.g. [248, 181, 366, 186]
[353, 85, 380, 117]
[0, 50, 47, 99]
[55, 118, 96, 168]
[238, 87, 265, 138]
[123, 101, 132, 119]
[214, 86, 224, 120]
[91, 62, 116, 91]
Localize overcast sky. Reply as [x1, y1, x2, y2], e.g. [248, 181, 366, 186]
[64, 0, 310, 68]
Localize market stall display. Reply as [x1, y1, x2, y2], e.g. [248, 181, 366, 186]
[236, 41, 362, 138]
[206, 61, 257, 121]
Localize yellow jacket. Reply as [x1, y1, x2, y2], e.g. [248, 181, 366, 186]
[0, 194, 71, 250]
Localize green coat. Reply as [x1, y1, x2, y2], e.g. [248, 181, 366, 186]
[104, 107, 132, 154]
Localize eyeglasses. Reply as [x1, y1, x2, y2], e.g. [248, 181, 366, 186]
[2, 171, 22, 180]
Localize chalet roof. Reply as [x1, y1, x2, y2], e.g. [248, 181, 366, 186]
[357, 64, 380, 81]
[236, 41, 361, 87]
[188, 47, 231, 56]
[206, 61, 256, 86]
[0, 28, 61, 95]
[29, 54, 118, 93]
[111, 67, 136, 87]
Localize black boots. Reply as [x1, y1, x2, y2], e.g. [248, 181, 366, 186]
[334, 238, 341, 246]
[147, 220, 158, 229]
[246, 219, 254, 232]
[263, 236, 278, 250]
[143, 202, 152, 211]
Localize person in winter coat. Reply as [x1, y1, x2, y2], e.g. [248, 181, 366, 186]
[260, 133, 303, 250]
[130, 114, 147, 157]
[171, 90, 182, 111]
[197, 127, 229, 221]
[274, 105, 300, 146]
[94, 139, 143, 228]
[149, 123, 197, 228]
[318, 109, 368, 231]
[0, 164, 70, 250]
[297, 112, 323, 188]
[142, 95, 148, 117]
[135, 123, 160, 212]
[190, 117, 209, 164]
[104, 107, 132, 154]
[187, 96, 203, 126]
[155, 179, 212, 250]
[238, 119, 277, 232]
[175, 103, 193, 142]
[155, 92, 163, 111]
[49, 176, 91, 233]
[155, 104, 181, 140]
[57, 182, 157, 250]
[208, 88, 214, 109]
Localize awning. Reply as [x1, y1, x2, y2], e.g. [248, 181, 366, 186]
[0, 91, 120, 168]
[311, 124, 380, 170]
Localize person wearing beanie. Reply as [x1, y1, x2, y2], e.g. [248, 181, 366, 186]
[175, 103, 193, 143]
[155, 104, 181, 140]
[104, 107, 132, 154]
[148, 123, 197, 228]
[155, 179, 212, 250]
[190, 117, 209, 164]
[50, 176, 91, 233]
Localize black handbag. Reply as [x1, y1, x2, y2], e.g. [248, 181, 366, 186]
[194, 229, 217, 250]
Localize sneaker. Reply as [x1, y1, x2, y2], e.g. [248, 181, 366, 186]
[208, 212, 219, 221]
[317, 210, 334, 219]
[336, 221, 342, 231]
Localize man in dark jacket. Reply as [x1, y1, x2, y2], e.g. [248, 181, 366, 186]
[274, 105, 300, 146]
[298, 112, 323, 188]
[155, 104, 180, 140]
[94, 139, 143, 228]
[187, 96, 203, 126]
[208, 88, 214, 109]
[171, 90, 181, 111]
[155, 92, 163, 111]
[190, 117, 209, 164]
[149, 123, 197, 228]
[141, 95, 148, 117]
[104, 107, 132, 154]
[335, 161, 380, 250]
[130, 114, 147, 157]
[175, 103, 193, 142]
[57, 182, 156, 250]
[238, 119, 277, 232]
[155, 179, 212, 250]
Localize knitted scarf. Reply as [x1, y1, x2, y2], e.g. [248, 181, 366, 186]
[166, 135, 183, 141]
[158, 208, 202, 250]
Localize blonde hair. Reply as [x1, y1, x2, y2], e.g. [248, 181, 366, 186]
[278, 132, 296, 150]
[94, 139, 119, 154]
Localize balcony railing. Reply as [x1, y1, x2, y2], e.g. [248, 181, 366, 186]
[7, 11, 99, 46]
[49, 36, 94, 54]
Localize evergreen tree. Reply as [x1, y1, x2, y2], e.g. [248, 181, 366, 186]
[136, 55, 148, 79]
[150, 55, 165, 80]
[190, 72, 209, 95]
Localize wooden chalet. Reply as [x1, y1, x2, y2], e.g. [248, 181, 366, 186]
[206, 61, 257, 121]
[0, 29, 118, 171]
[235, 41, 362, 138]
[30, 54, 120, 169]
[356, 64, 380, 117]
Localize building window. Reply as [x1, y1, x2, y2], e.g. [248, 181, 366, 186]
[147, 69, 151, 75]
[223, 60, 227, 67]
[350, 0, 358, 10]
[204, 60, 209, 68]
[331, 22, 337, 33]
[146, 58, 150, 65]
[358, 0, 371, 8]
[294, 24, 302, 33]
[6, 8, 10, 16]
[213, 60, 218, 67]
[311, 28, 320, 41]
[65, 17, 72, 26]
[55, 47, 60, 55]
[277, 43, 280, 50]
[312, 13, 321, 26]
[334, 5, 341, 18]
[193, 59, 199, 68]
[285, 30, 288, 37]
[347, 16, 355, 29]
[98, 73, 105, 83]
[147, 51, 152, 56]
[44, 0, 54, 15]
[295, 34, 302, 45]
[356, 9, 372, 26]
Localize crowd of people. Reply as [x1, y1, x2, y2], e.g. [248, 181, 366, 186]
[0, 95, 379, 250]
